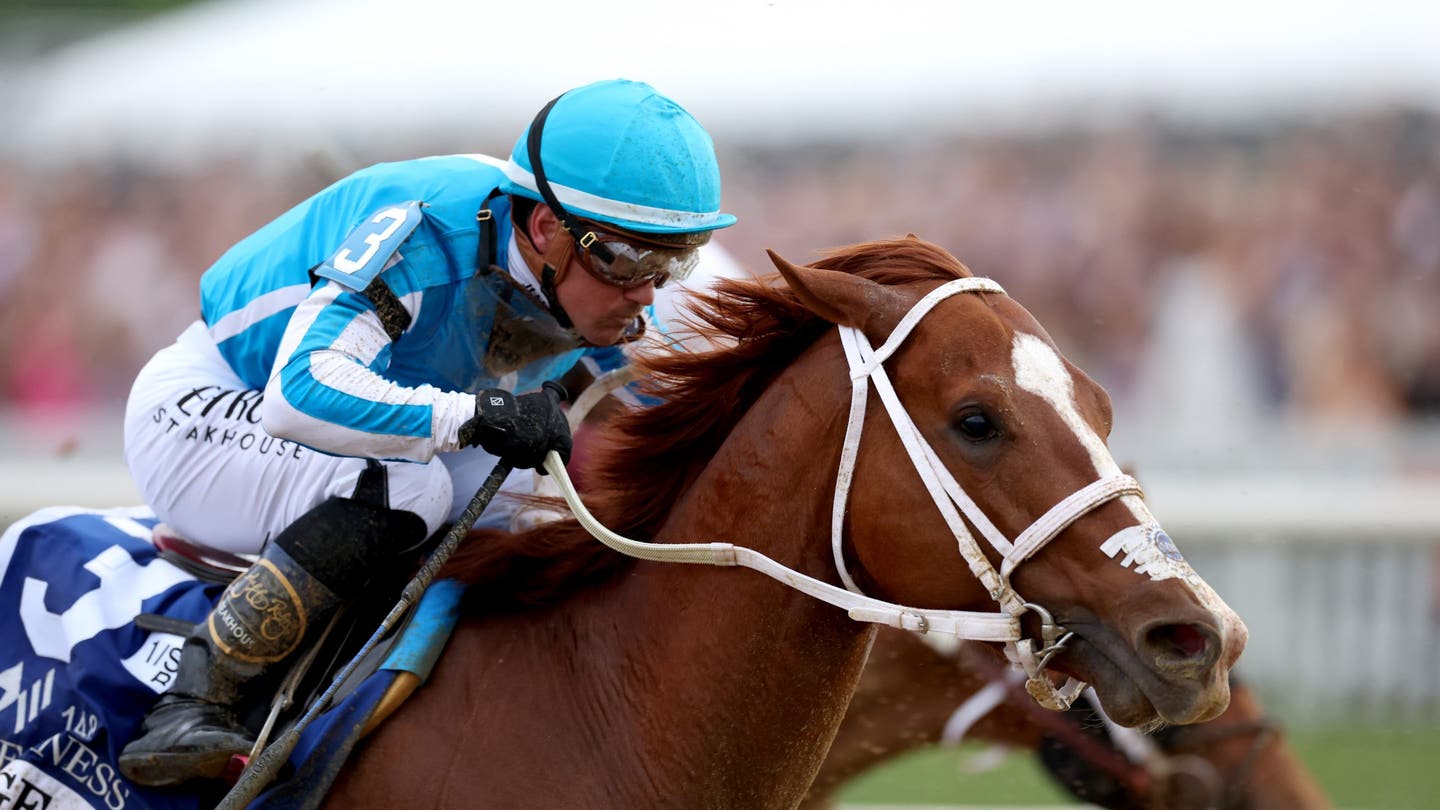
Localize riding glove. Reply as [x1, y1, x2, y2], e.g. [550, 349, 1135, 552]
[458, 386, 572, 471]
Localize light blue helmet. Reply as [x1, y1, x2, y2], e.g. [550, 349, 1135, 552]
[500, 79, 736, 237]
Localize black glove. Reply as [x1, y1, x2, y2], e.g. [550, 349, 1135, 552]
[457, 383, 571, 471]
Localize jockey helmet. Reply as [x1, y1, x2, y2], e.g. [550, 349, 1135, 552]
[500, 79, 736, 241]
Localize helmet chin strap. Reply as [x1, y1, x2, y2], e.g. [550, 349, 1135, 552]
[512, 215, 578, 328]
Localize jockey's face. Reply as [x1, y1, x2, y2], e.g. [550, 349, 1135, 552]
[555, 251, 655, 345]
[528, 205, 654, 346]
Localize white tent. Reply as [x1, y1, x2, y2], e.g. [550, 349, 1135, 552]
[9, 0, 1440, 169]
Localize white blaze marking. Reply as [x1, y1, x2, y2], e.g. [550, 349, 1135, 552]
[1009, 333, 1187, 582]
[1008, 332, 1247, 661]
[1008, 334, 1244, 648]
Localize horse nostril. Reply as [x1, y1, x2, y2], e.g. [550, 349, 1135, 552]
[1141, 621, 1219, 675]
[1150, 623, 1207, 658]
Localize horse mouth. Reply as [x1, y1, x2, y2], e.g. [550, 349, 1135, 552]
[1052, 621, 1231, 727]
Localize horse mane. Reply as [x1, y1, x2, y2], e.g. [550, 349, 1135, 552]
[442, 236, 973, 610]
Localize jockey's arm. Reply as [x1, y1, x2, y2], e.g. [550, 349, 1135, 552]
[262, 276, 474, 463]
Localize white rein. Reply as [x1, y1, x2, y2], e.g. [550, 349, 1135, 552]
[544, 277, 1142, 710]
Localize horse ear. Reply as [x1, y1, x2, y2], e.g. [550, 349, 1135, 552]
[766, 249, 904, 331]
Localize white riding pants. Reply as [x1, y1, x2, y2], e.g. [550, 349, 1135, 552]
[124, 321, 535, 554]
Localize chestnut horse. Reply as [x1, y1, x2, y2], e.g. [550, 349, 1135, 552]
[322, 237, 1246, 808]
[806, 628, 1330, 810]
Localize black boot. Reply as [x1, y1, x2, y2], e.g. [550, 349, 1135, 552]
[119, 493, 426, 787]
[117, 628, 266, 786]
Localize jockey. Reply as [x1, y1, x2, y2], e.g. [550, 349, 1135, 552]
[117, 78, 735, 786]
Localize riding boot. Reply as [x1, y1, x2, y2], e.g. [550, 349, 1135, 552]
[116, 626, 268, 787]
[119, 491, 427, 787]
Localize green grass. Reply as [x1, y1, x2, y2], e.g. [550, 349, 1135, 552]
[837, 727, 1440, 809]
[837, 744, 1071, 806]
[1288, 728, 1440, 810]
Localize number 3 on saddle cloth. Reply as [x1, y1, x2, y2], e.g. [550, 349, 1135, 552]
[0, 506, 463, 810]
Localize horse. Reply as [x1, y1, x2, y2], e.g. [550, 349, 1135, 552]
[316, 235, 1246, 809]
[804, 627, 1330, 810]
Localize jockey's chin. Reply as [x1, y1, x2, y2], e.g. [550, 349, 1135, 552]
[584, 313, 642, 346]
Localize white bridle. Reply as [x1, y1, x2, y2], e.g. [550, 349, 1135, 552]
[545, 276, 1143, 711]
[829, 276, 1143, 709]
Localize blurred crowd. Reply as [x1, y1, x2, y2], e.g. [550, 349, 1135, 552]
[718, 108, 1440, 428]
[2, 108, 1438, 438]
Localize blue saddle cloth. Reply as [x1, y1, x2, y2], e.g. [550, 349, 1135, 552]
[0, 507, 463, 810]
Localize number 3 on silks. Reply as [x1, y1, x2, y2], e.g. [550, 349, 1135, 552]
[317, 201, 425, 289]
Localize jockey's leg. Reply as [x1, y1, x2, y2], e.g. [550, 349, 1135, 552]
[118, 465, 428, 786]
[119, 323, 453, 784]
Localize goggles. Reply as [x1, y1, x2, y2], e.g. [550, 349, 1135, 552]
[575, 228, 700, 290]
[521, 93, 708, 293]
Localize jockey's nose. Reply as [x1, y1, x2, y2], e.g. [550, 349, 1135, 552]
[625, 281, 656, 306]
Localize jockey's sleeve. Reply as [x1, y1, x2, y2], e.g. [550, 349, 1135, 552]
[262, 278, 473, 462]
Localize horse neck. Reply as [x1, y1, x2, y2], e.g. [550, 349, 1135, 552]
[803, 633, 974, 808]
[599, 335, 875, 806]
[368, 337, 876, 809]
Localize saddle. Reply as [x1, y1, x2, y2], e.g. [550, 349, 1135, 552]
[139, 525, 464, 805]
[151, 525, 254, 584]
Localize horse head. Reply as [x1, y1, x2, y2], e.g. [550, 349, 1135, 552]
[768, 236, 1246, 727]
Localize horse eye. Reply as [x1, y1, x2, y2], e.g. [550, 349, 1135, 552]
[954, 410, 999, 442]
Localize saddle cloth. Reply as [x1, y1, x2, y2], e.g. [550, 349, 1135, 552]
[0, 506, 463, 810]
